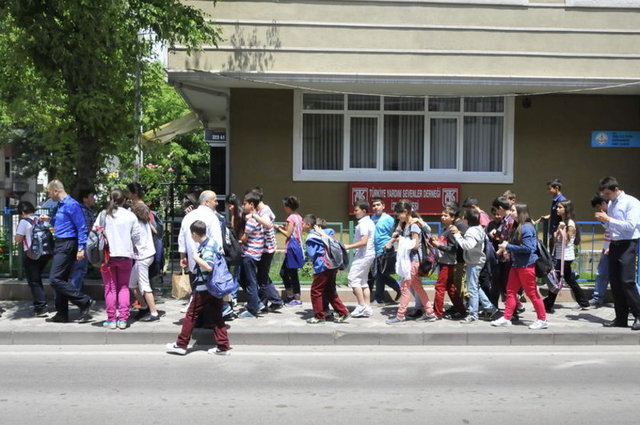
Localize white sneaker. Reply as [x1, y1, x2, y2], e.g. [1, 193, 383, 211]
[166, 343, 186, 355]
[362, 306, 373, 317]
[528, 319, 549, 330]
[491, 317, 512, 327]
[351, 305, 366, 317]
[208, 347, 231, 356]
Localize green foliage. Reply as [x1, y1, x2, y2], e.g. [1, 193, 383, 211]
[0, 0, 220, 193]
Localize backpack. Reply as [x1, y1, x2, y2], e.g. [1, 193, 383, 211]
[86, 211, 108, 267]
[148, 210, 165, 278]
[222, 224, 242, 266]
[417, 224, 437, 277]
[534, 239, 554, 278]
[205, 251, 239, 298]
[320, 233, 349, 270]
[23, 217, 54, 260]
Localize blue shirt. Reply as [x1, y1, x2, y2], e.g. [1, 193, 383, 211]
[506, 223, 538, 268]
[371, 213, 395, 255]
[50, 195, 88, 250]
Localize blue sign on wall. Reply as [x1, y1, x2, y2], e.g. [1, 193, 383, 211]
[592, 131, 640, 148]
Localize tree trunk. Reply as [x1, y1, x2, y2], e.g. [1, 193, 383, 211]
[75, 131, 100, 196]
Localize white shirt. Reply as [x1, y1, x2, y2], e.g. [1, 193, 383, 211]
[15, 216, 37, 251]
[353, 215, 376, 260]
[605, 191, 640, 240]
[95, 208, 141, 259]
[134, 220, 156, 260]
[178, 205, 223, 272]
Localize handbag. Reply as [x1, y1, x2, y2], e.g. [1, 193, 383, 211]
[284, 237, 306, 269]
[377, 247, 396, 275]
[171, 269, 192, 299]
[544, 229, 566, 294]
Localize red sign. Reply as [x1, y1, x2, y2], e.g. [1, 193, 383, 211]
[348, 182, 461, 215]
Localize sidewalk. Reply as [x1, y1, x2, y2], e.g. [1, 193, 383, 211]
[1, 289, 638, 346]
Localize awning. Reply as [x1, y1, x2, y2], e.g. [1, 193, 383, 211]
[142, 112, 201, 144]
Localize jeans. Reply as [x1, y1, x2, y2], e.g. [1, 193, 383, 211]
[241, 256, 261, 315]
[591, 250, 610, 304]
[101, 257, 133, 322]
[433, 264, 465, 317]
[280, 263, 301, 296]
[256, 252, 283, 306]
[23, 252, 51, 311]
[466, 264, 495, 319]
[373, 256, 400, 303]
[49, 238, 92, 318]
[69, 257, 89, 293]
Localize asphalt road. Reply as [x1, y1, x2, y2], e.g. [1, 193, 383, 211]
[1, 345, 639, 425]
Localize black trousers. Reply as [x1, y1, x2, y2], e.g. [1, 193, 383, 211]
[23, 253, 51, 311]
[609, 239, 640, 323]
[49, 238, 91, 318]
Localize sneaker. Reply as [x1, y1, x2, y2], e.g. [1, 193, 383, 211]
[407, 309, 424, 319]
[133, 307, 150, 321]
[269, 303, 284, 312]
[460, 316, 477, 324]
[333, 314, 350, 323]
[351, 305, 366, 318]
[208, 347, 231, 356]
[34, 308, 49, 317]
[362, 306, 373, 317]
[117, 321, 128, 329]
[222, 305, 234, 317]
[139, 313, 160, 322]
[258, 302, 267, 313]
[103, 321, 117, 329]
[77, 298, 96, 322]
[286, 299, 303, 307]
[588, 299, 603, 308]
[386, 316, 406, 325]
[166, 343, 186, 355]
[306, 317, 325, 324]
[417, 313, 438, 322]
[481, 308, 499, 321]
[491, 317, 512, 327]
[528, 319, 549, 330]
[444, 311, 466, 320]
[237, 310, 257, 319]
[46, 314, 69, 323]
[516, 304, 526, 314]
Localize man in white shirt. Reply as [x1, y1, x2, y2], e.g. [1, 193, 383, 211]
[178, 190, 223, 274]
[346, 201, 376, 318]
[595, 176, 640, 331]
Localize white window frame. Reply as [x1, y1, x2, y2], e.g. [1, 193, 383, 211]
[292, 91, 514, 183]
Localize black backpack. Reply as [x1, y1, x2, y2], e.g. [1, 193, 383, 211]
[222, 225, 242, 266]
[23, 217, 54, 260]
[417, 224, 437, 277]
[149, 211, 165, 278]
[534, 239, 554, 278]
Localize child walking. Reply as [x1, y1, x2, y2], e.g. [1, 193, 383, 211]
[303, 215, 350, 324]
[275, 196, 304, 306]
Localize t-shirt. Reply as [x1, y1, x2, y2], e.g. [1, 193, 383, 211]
[257, 204, 277, 254]
[194, 239, 217, 291]
[285, 213, 303, 250]
[554, 219, 576, 261]
[353, 215, 376, 259]
[15, 216, 37, 252]
[243, 217, 264, 261]
[371, 213, 395, 255]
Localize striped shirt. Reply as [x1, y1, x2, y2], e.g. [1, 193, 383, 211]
[243, 217, 264, 261]
[258, 204, 277, 254]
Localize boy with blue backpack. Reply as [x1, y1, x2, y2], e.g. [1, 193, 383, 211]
[166, 220, 231, 356]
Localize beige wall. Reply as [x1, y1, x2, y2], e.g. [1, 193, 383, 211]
[172, 1, 640, 80]
[229, 88, 640, 223]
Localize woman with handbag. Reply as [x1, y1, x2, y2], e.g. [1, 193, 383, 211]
[275, 196, 305, 306]
[96, 189, 141, 329]
[543, 199, 589, 313]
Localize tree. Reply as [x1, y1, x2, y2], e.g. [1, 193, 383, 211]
[0, 0, 220, 192]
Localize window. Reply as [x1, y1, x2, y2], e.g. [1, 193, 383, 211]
[294, 92, 514, 183]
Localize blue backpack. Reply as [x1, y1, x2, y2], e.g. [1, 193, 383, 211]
[205, 251, 239, 298]
[23, 217, 54, 260]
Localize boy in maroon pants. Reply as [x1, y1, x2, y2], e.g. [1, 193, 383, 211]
[166, 220, 231, 356]
[303, 215, 350, 324]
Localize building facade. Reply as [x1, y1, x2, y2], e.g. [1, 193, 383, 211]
[168, 0, 640, 221]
